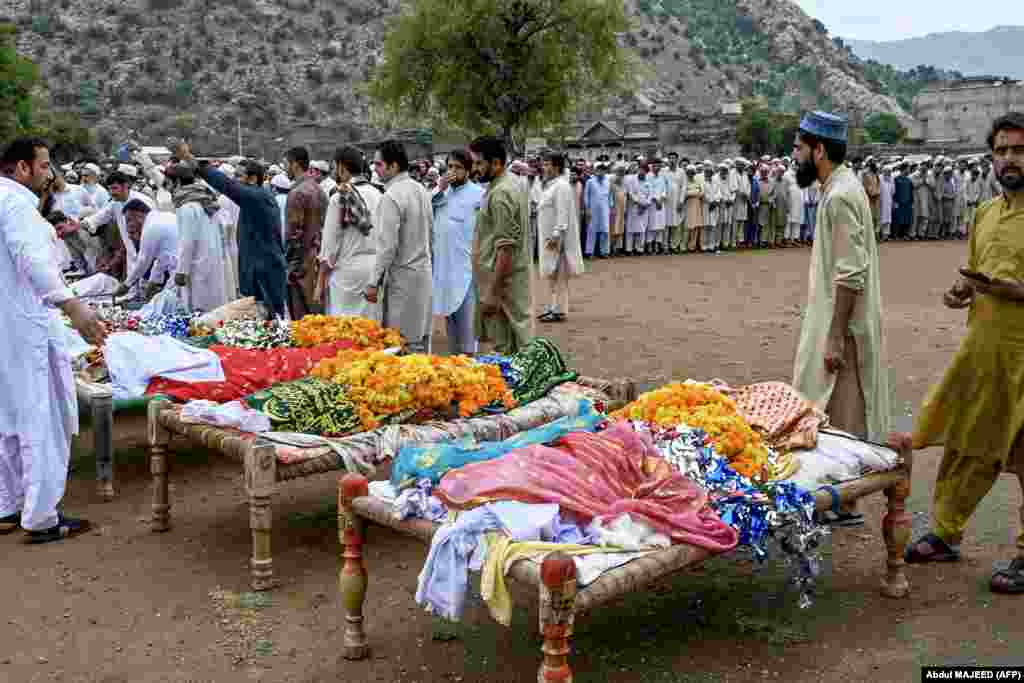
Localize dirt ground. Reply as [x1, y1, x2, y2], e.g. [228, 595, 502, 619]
[3, 241, 1023, 683]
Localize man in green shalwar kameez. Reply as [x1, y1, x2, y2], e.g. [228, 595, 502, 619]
[791, 111, 891, 527]
[469, 136, 533, 355]
[908, 113, 1024, 594]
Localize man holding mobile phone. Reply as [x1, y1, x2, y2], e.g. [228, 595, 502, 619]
[910, 112, 1024, 595]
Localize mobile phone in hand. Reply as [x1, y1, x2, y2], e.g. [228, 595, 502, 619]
[959, 268, 992, 284]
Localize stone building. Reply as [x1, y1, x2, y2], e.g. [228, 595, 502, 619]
[552, 97, 742, 161]
[910, 78, 1024, 146]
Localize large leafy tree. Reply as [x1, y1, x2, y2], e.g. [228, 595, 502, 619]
[370, 0, 634, 149]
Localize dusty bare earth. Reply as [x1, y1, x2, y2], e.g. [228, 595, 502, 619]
[3, 241, 1023, 683]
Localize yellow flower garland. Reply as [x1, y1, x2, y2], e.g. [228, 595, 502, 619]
[611, 382, 770, 479]
[291, 315, 405, 350]
[311, 350, 516, 431]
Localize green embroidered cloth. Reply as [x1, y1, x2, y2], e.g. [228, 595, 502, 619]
[244, 377, 361, 436]
[509, 338, 577, 405]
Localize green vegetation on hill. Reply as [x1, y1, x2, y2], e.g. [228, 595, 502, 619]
[856, 61, 963, 112]
[637, 0, 962, 116]
[636, 0, 840, 111]
[640, 0, 772, 66]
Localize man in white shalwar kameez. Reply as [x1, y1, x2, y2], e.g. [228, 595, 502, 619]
[702, 164, 720, 252]
[538, 153, 584, 322]
[113, 201, 178, 301]
[721, 160, 739, 249]
[215, 190, 241, 302]
[647, 159, 669, 253]
[623, 162, 654, 255]
[0, 138, 107, 542]
[732, 159, 751, 248]
[77, 163, 110, 217]
[169, 172, 229, 313]
[79, 170, 155, 287]
[318, 147, 382, 323]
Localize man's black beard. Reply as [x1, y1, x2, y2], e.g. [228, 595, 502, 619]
[451, 176, 467, 188]
[997, 165, 1024, 191]
[795, 159, 817, 188]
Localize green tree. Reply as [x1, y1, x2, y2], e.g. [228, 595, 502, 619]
[369, 0, 634, 149]
[736, 99, 797, 157]
[0, 24, 41, 142]
[863, 112, 907, 144]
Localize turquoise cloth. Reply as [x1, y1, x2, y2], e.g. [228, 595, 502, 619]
[390, 399, 604, 489]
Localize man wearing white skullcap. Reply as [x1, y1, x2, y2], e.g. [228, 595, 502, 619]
[938, 165, 957, 239]
[78, 163, 109, 217]
[270, 174, 291, 246]
[731, 158, 751, 249]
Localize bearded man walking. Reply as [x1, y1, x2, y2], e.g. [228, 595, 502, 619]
[791, 112, 891, 526]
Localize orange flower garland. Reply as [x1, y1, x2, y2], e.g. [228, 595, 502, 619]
[311, 350, 516, 431]
[290, 315, 404, 350]
[611, 382, 770, 480]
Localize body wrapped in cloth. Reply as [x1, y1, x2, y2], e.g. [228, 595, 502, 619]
[436, 422, 739, 553]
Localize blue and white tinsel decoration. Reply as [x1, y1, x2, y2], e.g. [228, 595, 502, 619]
[475, 354, 523, 389]
[643, 423, 828, 608]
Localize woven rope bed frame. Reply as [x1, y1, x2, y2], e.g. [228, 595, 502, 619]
[334, 447, 914, 682]
[145, 377, 636, 590]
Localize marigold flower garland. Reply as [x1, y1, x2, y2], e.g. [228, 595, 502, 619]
[311, 350, 516, 431]
[611, 382, 770, 480]
[291, 315, 404, 350]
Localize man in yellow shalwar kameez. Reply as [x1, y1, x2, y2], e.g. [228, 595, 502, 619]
[908, 112, 1024, 594]
[791, 111, 891, 527]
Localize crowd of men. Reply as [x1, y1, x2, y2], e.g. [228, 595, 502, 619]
[3, 109, 1024, 600]
[25, 135, 1011, 354]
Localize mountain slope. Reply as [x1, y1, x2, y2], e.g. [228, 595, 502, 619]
[626, 0, 911, 123]
[846, 27, 1024, 80]
[5, 0, 911, 154]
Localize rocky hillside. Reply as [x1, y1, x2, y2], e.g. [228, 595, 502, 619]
[5, 0, 912, 154]
[626, 0, 911, 123]
[6, 0, 398, 154]
[846, 26, 1024, 80]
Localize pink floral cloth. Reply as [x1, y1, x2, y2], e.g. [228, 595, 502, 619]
[437, 422, 739, 553]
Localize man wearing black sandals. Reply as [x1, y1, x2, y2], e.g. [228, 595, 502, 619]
[0, 138, 108, 544]
[909, 112, 1024, 594]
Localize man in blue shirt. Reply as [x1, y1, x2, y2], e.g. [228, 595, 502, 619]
[583, 163, 612, 258]
[173, 144, 288, 319]
[431, 149, 485, 355]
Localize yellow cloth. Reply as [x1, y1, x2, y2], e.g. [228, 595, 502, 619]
[932, 446, 1024, 549]
[766, 451, 800, 481]
[479, 532, 608, 627]
[792, 164, 891, 442]
[914, 194, 1024, 465]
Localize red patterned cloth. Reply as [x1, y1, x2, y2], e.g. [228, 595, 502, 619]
[146, 340, 356, 403]
[716, 380, 825, 451]
[436, 422, 738, 553]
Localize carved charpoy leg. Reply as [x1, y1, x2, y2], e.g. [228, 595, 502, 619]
[148, 399, 172, 532]
[538, 552, 577, 683]
[245, 440, 278, 591]
[882, 441, 914, 598]
[92, 392, 115, 501]
[338, 474, 370, 660]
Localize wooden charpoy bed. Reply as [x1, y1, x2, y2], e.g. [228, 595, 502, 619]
[76, 377, 162, 500]
[334, 435, 915, 682]
[144, 377, 634, 590]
